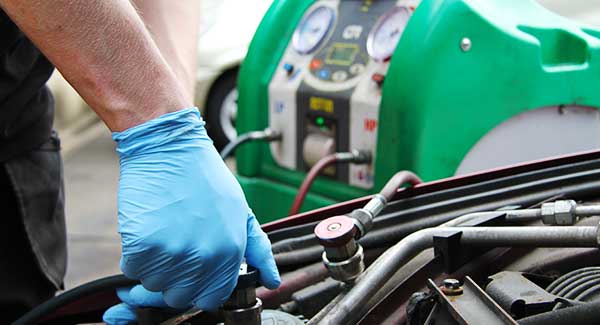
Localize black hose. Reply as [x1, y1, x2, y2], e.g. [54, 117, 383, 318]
[271, 209, 471, 263]
[275, 246, 323, 267]
[14, 274, 138, 325]
[220, 129, 281, 160]
[518, 300, 600, 324]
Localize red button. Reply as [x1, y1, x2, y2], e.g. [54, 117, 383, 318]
[310, 59, 323, 71]
[314, 215, 357, 247]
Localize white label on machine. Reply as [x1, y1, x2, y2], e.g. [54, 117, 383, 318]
[349, 62, 388, 189]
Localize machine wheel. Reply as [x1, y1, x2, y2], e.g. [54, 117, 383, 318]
[205, 69, 239, 150]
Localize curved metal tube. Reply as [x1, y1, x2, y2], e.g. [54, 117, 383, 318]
[317, 225, 600, 324]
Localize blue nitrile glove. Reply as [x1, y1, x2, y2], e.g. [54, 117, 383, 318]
[103, 285, 170, 324]
[103, 108, 280, 324]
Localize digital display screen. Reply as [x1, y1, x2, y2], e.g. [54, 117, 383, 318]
[325, 43, 359, 66]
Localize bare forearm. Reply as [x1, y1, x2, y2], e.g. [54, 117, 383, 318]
[133, 0, 199, 101]
[0, 0, 190, 131]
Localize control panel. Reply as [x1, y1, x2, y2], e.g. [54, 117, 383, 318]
[269, 0, 419, 189]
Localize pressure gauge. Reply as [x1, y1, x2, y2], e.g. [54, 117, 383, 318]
[293, 6, 335, 55]
[367, 7, 411, 61]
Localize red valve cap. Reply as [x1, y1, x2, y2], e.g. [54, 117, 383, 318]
[314, 215, 357, 247]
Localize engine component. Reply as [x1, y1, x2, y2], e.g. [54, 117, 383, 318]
[221, 264, 262, 325]
[517, 300, 600, 325]
[261, 310, 305, 325]
[318, 224, 600, 324]
[315, 215, 364, 282]
[280, 278, 342, 318]
[485, 271, 559, 318]
[547, 267, 600, 305]
[427, 277, 517, 324]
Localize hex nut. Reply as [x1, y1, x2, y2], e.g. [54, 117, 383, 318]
[542, 200, 577, 225]
[554, 200, 577, 225]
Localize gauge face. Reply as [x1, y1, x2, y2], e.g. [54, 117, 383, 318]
[293, 6, 335, 55]
[367, 7, 411, 61]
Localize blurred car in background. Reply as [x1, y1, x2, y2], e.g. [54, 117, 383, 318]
[51, 0, 272, 152]
[195, 0, 272, 149]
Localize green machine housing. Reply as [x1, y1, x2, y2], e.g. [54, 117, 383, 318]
[235, 0, 600, 223]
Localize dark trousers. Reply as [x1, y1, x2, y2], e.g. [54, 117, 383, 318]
[0, 166, 56, 322]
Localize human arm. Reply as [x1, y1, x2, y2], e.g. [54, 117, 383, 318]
[132, 0, 199, 101]
[0, 0, 187, 131]
[0, 0, 280, 318]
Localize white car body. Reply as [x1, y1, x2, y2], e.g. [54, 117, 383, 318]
[194, 0, 272, 109]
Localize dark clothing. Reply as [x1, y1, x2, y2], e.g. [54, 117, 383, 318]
[2, 132, 67, 288]
[0, 10, 55, 162]
[0, 8, 66, 320]
[0, 165, 58, 323]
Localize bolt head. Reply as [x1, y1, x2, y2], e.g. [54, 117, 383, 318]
[443, 278, 461, 289]
[442, 279, 463, 296]
[460, 37, 471, 52]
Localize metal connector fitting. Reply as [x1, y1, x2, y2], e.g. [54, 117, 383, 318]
[363, 194, 387, 216]
[261, 128, 282, 141]
[334, 150, 372, 164]
[315, 215, 365, 282]
[347, 194, 386, 238]
[222, 299, 263, 325]
[541, 200, 578, 225]
[221, 263, 262, 325]
[322, 244, 365, 283]
[348, 208, 374, 238]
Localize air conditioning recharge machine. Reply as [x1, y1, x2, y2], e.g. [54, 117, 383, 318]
[233, 0, 600, 223]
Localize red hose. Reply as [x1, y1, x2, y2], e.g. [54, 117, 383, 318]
[289, 154, 339, 215]
[380, 170, 422, 201]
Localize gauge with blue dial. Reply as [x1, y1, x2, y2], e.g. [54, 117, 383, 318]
[367, 7, 411, 61]
[293, 6, 335, 55]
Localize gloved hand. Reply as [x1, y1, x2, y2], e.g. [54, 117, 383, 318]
[103, 108, 280, 324]
[103, 285, 170, 324]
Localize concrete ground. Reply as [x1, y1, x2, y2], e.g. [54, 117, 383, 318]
[63, 131, 121, 289]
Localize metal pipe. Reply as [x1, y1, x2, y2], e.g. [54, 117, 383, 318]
[272, 209, 549, 264]
[317, 225, 600, 325]
[575, 205, 600, 217]
[503, 209, 542, 222]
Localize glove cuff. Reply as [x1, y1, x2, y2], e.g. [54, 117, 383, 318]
[112, 107, 208, 157]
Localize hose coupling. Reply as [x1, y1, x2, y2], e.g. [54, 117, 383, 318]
[541, 200, 578, 225]
[347, 194, 387, 238]
[260, 128, 282, 141]
[334, 150, 372, 164]
[221, 263, 262, 325]
[315, 215, 365, 282]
